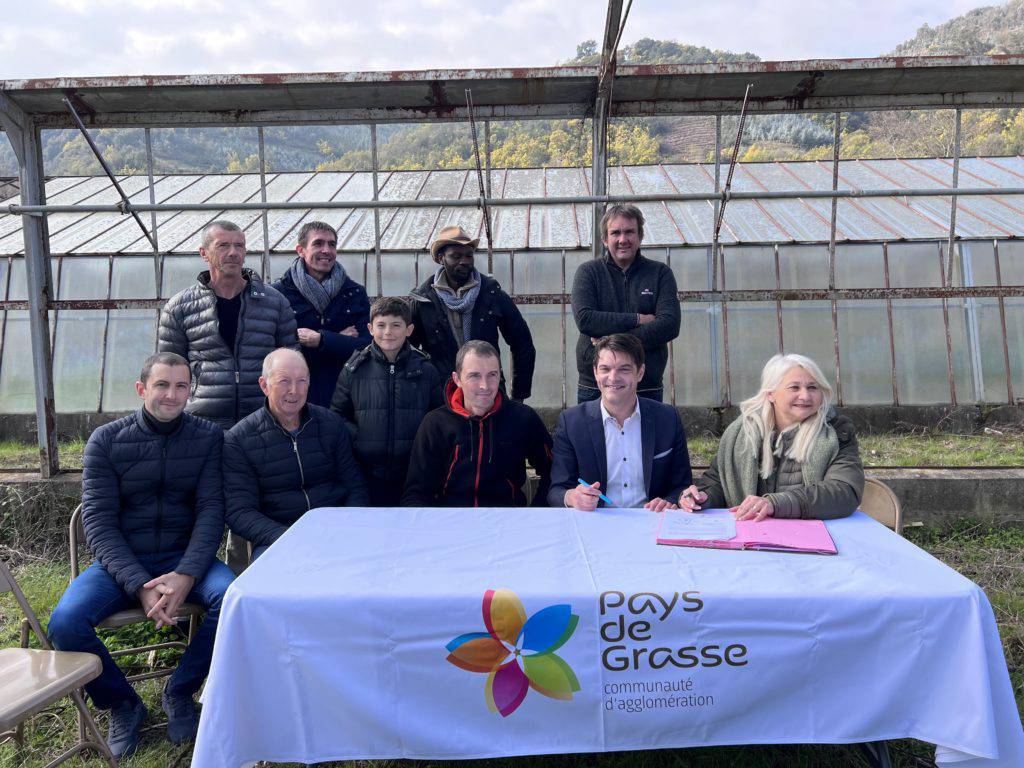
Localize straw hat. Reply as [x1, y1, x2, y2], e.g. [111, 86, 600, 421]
[429, 224, 479, 263]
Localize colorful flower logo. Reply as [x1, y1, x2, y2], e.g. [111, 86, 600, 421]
[445, 588, 581, 717]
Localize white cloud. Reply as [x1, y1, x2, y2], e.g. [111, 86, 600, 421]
[0, 0, 1000, 79]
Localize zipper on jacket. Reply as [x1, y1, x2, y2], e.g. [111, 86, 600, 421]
[156, 438, 167, 550]
[387, 364, 396, 468]
[232, 290, 248, 423]
[473, 418, 485, 507]
[292, 438, 312, 511]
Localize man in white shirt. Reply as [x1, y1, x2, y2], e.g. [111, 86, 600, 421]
[548, 334, 693, 511]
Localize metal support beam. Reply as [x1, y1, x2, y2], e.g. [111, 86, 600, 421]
[12, 113, 59, 476]
[591, 0, 623, 259]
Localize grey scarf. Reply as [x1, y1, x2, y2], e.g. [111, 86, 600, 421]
[289, 257, 347, 316]
[434, 267, 481, 342]
[714, 417, 839, 508]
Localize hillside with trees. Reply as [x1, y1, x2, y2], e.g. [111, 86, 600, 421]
[0, 1, 1021, 177]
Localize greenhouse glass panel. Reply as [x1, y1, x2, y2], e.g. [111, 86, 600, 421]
[780, 301, 836, 383]
[111, 257, 156, 299]
[779, 245, 828, 289]
[943, 296, 977, 401]
[891, 300, 957, 403]
[103, 311, 158, 412]
[58, 257, 109, 299]
[513, 250, 560, 295]
[973, 298, 1013, 403]
[497, 304, 562, 408]
[8, 258, 26, 300]
[672, 303, 718, 406]
[53, 310, 105, 411]
[269, 255, 293, 283]
[338, 254, 372, 296]
[836, 301, 892, 404]
[161, 256, 205, 298]
[722, 246, 775, 289]
[669, 246, 710, 292]
[0, 258, 8, 299]
[887, 243, 942, 288]
[724, 302, 778, 401]
[834, 244, 884, 289]
[0, 311, 37, 413]
[380, 252, 417, 296]
[1004, 297, 1024, 399]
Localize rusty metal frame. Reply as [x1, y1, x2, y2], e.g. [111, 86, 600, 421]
[5, 49, 1024, 476]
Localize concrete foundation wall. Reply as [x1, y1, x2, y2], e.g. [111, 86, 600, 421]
[3, 405, 1023, 444]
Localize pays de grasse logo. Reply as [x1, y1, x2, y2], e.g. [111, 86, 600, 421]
[445, 588, 580, 717]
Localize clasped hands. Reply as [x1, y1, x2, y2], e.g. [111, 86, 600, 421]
[137, 571, 196, 630]
[677, 485, 775, 522]
[298, 325, 359, 348]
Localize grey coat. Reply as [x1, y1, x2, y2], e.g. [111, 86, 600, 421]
[158, 269, 298, 429]
[697, 414, 864, 520]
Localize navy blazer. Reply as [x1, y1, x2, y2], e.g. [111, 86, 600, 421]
[547, 397, 693, 507]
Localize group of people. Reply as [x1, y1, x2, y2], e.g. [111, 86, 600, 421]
[45, 205, 865, 760]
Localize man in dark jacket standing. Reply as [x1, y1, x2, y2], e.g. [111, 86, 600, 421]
[158, 219, 298, 428]
[410, 224, 535, 401]
[571, 205, 680, 403]
[331, 297, 442, 506]
[274, 221, 371, 407]
[224, 348, 370, 556]
[402, 340, 552, 507]
[48, 353, 233, 759]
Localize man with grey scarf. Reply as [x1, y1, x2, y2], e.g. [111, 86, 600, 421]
[273, 221, 371, 407]
[410, 225, 536, 401]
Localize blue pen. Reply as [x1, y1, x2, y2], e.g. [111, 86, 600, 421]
[578, 478, 614, 506]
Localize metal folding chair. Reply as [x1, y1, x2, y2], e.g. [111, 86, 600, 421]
[0, 557, 116, 767]
[69, 503, 203, 682]
[860, 476, 903, 534]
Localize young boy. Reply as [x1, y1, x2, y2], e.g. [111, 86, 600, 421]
[331, 297, 443, 506]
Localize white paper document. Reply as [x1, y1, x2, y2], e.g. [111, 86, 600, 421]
[658, 510, 736, 541]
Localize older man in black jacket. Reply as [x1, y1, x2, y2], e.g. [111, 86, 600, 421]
[410, 224, 535, 401]
[48, 353, 232, 759]
[224, 348, 369, 556]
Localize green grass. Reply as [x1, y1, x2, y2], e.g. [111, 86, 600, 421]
[685, 432, 1024, 467]
[2, 522, 1021, 768]
[4, 433, 1024, 472]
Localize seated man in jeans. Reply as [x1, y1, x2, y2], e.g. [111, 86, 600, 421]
[48, 352, 232, 759]
[224, 348, 369, 558]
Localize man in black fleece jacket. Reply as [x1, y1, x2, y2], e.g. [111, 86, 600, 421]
[402, 340, 552, 507]
[571, 204, 680, 403]
[48, 353, 232, 757]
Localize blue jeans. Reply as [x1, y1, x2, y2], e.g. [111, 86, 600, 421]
[48, 553, 234, 710]
[577, 386, 664, 404]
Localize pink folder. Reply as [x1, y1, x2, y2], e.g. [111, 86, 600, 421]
[656, 510, 838, 555]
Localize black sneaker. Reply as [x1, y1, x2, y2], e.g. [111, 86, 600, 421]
[107, 695, 147, 760]
[161, 687, 199, 744]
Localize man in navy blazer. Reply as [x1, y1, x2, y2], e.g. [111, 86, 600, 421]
[548, 333, 692, 510]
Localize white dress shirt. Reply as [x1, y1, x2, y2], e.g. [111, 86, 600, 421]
[601, 398, 646, 508]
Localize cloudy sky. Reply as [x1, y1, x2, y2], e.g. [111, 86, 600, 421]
[0, 0, 997, 80]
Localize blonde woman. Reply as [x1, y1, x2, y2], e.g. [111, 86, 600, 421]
[678, 354, 864, 521]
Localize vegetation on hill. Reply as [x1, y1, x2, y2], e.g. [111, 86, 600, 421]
[0, 2, 1022, 179]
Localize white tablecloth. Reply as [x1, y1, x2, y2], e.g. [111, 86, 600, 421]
[192, 508, 1024, 767]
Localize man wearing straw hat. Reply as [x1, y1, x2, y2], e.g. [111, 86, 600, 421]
[409, 224, 536, 401]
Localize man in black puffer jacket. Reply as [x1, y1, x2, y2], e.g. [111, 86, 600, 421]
[158, 220, 298, 429]
[225, 348, 370, 555]
[274, 221, 371, 407]
[410, 225, 535, 401]
[331, 297, 442, 506]
[402, 341, 552, 508]
[49, 353, 233, 758]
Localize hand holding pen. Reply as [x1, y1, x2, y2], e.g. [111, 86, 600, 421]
[565, 478, 612, 512]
